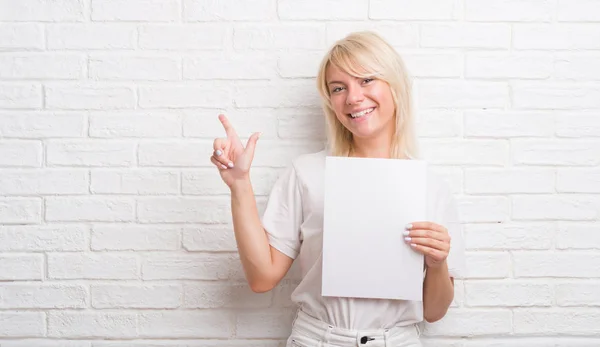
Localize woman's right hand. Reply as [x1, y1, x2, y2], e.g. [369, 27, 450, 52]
[210, 114, 261, 188]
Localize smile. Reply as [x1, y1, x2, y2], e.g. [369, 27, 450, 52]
[349, 107, 375, 118]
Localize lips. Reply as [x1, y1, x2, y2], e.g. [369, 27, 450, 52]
[348, 107, 375, 118]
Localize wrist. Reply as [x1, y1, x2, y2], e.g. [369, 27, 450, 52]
[229, 177, 252, 193]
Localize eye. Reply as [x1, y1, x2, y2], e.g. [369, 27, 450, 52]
[331, 86, 345, 93]
[363, 78, 374, 84]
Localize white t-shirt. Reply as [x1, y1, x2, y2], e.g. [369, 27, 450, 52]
[261, 149, 466, 330]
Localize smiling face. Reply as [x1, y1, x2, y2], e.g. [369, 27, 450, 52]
[325, 63, 396, 143]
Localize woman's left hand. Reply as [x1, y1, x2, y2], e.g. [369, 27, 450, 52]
[404, 222, 451, 269]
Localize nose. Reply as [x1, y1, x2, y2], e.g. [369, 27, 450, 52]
[345, 85, 365, 105]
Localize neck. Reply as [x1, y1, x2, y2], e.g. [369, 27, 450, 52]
[350, 135, 392, 159]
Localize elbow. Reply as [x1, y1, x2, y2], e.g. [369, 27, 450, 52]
[248, 278, 276, 293]
[423, 306, 449, 323]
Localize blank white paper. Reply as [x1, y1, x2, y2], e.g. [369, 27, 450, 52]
[321, 156, 427, 301]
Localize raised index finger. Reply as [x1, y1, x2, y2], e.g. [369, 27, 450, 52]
[218, 114, 238, 139]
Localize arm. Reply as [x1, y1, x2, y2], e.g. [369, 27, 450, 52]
[422, 261, 454, 322]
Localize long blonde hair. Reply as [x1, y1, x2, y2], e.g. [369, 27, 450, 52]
[316, 31, 418, 159]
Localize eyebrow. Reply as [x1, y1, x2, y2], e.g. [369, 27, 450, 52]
[327, 81, 344, 85]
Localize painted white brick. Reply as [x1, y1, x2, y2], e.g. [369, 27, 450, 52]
[421, 24, 510, 49]
[514, 309, 600, 335]
[370, 0, 459, 20]
[557, 223, 600, 249]
[465, 280, 553, 307]
[0, 312, 45, 337]
[89, 111, 181, 138]
[556, 112, 600, 137]
[182, 168, 280, 196]
[89, 55, 181, 81]
[556, 281, 600, 306]
[0, 83, 42, 109]
[514, 252, 600, 278]
[45, 84, 135, 110]
[417, 80, 508, 109]
[91, 169, 179, 195]
[512, 140, 600, 166]
[234, 24, 326, 50]
[0, 0, 84, 21]
[326, 22, 419, 47]
[91, 284, 181, 308]
[183, 54, 277, 80]
[277, 52, 323, 78]
[183, 282, 271, 308]
[138, 311, 234, 338]
[0, 225, 87, 251]
[421, 140, 509, 166]
[138, 85, 230, 109]
[234, 81, 320, 108]
[0, 254, 43, 280]
[416, 110, 462, 138]
[91, 224, 180, 251]
[278, 109, 327, 140]
[0, 112, 85, 138]
[92, 342, 278, 347]
[0, 169, 88, 195]
[512, 82, 600, 109]
[464, 223, 554, 250]
[182, 109, 278, 139]
[465, 252, 511, 278]
[464, 338, 600, 347]
[512, 195, 600, 221]
[272, 279, 299, 308]
[48, 253, 138, 280]
[139, 25, 228, 50]
[465, 0, 554, 22]
[48, 311, 137, 338]
[557, 169, 600, 193]
[458, 196, 510, 223]
[0, 283, 87, 308]
[466, 52, 553, 79]
[236, 310, 295, 338]
[47, 140, 135, 167]
[0, 23, 44, 50]
[0, 198, 42, 224]
[184, 0, 276, 21]
[47, 24, 137, 50]
[280, 0, 368, 20]
[251, 141, 325, 167]
[555, 54, 600, 80]
[0, 141, 42, 167]
[558, 0, 600, 21]
[91, 0, 180, 22]
[142, 254, 236, 280]
[1, 341, 89, 347]
[138, 141, 211, 167]
[403, 52, 462, 78]
[0, 54, 84, 79]
[514, 24, 600, 50]
[182, 225, 237, 252]
[464, 111, 554, 138]
[422, 309, 512, 336]
[46, 197, 135, 222]
[465, 168, 555, 194]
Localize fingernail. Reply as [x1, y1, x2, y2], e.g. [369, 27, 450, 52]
[221, 164, 227, 169]
[402, 230, 410, 236]
[410, 243, 417, 248]
[228, 162, 234, 168]
[405, 223, 413, 230]
[404, 236, 411, 242]
[215, 150, 222, 156]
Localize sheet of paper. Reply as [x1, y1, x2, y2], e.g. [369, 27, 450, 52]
[321, 156, 427, 301]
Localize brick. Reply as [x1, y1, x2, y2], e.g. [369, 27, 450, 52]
[430, 166, 463, 194]
[465, 168, 555, 194]
[139, 24, 228, 50]
[416, 110, 462, 138]
[421, 24, 510, 48]
[558, 0, 600, 21]
[514, 309, 600, 335]
[48, 253, 138, 280]
[47, 140, 135, 167]
[0, 23, 44, 50]
[417, 80, 508, 108]
[0, 254, 43, 280]
[0, 312, 45, 337]
[182, 225, 237, 252]
[464, 111, 554, 138]
[514, 251, 600, 278]
[48, 311, 137, 338]
[512, 82, 600, 109]
[0, 225, 88, 251]
[557, 169, 600, 193]
[514, 24, 600, 49]
[458, 196, 510, 223]
[142, 254, 236, 280]
[183, 54, 277, 80]
[183, 282, 271, 308]
[91, 284, 181, 308]
[403, 51, 462, 78]
[0, 0, 84, 21]
[466, 52, 553, 79]
[0, 283, 87, 308]
[138, 85, 230, 108]
[326, 22, 419, 48]
[422, 309, 512, 336]
[278, 52, 323, 78]
[234, 81, 320, 108]
[236, 309, 295, 338]
[465, 252, 511, 279]
[556, 112, 600, 137]
[0, 83, 42, 109]
[465, 0, 554, 21]
[91, 169, 179, 195]
[139, 311, 234, 338]
[89, 55, 181, 81]
[46, 84, 135, 110]
[0, 54, 84, 79]
[280, 0, 367, 20]
[91, 0, 180, 21]
[0, 197, 41, 224]
[251, 141, 325, 167]
[464, 223, 554, 250]
[91, 224, 180, 251]
[511, 140, 600, 166]
[89, 111, 181, 138]
[421, 140, 509, 166]
[184, 0, 276, 21]
[92, 341, 278, 347]
[370, 0, 458, 20]
[512, 195, 599, 221]
[183, 109, 278, 139]
[182, 168, 280, 196]
[464, 338, 600, 347]
[272, 279, 300, 308]
[0, 112, 85, 138]
[557, 223, 600, 249]
[1, 341, 89, 347]
[465, 280, 552, 307]
[47, 24, 136, 50]
[234, 24, 326, 50]
[0, 169, 88, 195]
[138, 141, 212, 167]
[555, 54, 600, 80]
[46, 197, 135, 222]
[556, 281, 600, 306]
[0, 141, 42, 167]
[278, 109, 327, 140]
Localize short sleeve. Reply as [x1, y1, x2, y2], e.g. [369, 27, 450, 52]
[441, 190, 466, 279]
[261, 164, 303, 260]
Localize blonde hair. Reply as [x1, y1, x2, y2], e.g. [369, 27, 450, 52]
[316, 31, 418, 159]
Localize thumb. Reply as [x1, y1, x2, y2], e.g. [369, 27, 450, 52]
[244, 132, 261, 158]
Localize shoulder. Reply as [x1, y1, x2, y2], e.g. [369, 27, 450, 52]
[290, 149, 327, 173]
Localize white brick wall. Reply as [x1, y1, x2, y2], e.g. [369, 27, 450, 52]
[0, 0, 599, 345]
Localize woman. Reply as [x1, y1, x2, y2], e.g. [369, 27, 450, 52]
[210, 31, 466, 347]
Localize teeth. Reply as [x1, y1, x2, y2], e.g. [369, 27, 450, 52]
[350, 108, 374, 118]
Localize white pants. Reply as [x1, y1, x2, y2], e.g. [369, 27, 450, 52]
[287, 309, 422, 347]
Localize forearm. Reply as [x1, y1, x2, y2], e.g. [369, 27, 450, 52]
[422, 261, 454, 323]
